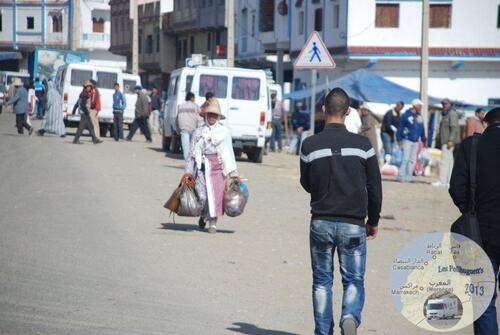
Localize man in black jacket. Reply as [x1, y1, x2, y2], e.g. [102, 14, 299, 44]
[300, 88, 382, 335]
[449, 107, 500, 335]
[73, 81, 102, 145]
[381, 101, 403, 161]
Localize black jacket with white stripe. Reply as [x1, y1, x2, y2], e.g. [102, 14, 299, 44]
[300, 123, 382, 227]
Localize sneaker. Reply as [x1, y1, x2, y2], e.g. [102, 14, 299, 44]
[146, 139, 152, 143]
[73, 140, 82, 144]
[198, 217, 206, 229]
[93, 139, 103, 144]
[432, 181, 445, 187]
[29, 127, 34, 136]
[340, 318, 357, 335]
[208, 219, 217, 234]
[125, 138, 131, 142]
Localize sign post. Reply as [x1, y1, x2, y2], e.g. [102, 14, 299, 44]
[294, 31, 336, 137]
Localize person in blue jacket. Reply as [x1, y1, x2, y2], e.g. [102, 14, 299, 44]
[396, 99, 426, 183]
[288, 101, 311, 155]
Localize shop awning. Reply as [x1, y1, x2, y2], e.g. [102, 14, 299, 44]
[0, 52, 23, 62]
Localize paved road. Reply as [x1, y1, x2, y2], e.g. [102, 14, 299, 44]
[0, 112, 495, 334]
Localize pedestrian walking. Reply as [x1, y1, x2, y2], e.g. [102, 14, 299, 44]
[396, 99, 427, 183]
[112, 82, 127, 141]
[34, 77, 46, 119]
[359, 103, 379, 153]
[432, 98, 459, 187]
[300, 88, 382, 335]
[4, 78, 17, 114]
[176, 92, 203, 161]
[3, 78, 33, 135]
[126, 85, 152, 142]
[72, 81, 102, 145]
[381, 101, 404, 160]
[38, 81, 66, 137]
[270, 93, 285, 152]
[89, 79, 101, 138]
[184, 99, 239, 234]
[465, 108, 486, 138]
[449, 107, 500, 335]
[149, 87, 163, 135]
[288, 102, 310, 155]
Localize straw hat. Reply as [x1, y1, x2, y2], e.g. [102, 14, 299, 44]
[12, 78, 24, 87]
[200, 99, 225, 119]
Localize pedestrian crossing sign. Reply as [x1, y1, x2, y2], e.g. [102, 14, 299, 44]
[294, 31, 336, 69]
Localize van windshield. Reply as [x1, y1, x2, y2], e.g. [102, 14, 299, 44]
[199, 75, 227, 98]
[123, 79, 137, 94]
[71, 69, 92, 86]
[97, 72, 118, 89]
[427, 303, 444, 310]
[232, 77, 260, 101]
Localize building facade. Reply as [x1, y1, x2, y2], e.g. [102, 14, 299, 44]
[235, 0, 292, 86]
[0, 0, 71, 70]
[289, 0, 500, 106]
[74, 0, 126, 69]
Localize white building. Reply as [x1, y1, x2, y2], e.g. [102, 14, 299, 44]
[0, 0, 125, 72]
[289, 0, 500, 106]
[73, 0, 126, 69]
[0, 0, 71, 69]
[235, 0, 293, 86]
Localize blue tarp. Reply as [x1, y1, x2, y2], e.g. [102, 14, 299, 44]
[284, 69, 443, 105]
[0, 52, 22, 62]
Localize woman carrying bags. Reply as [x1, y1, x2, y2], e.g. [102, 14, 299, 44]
[183, 96, 239, 234]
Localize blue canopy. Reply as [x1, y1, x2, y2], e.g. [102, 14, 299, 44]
[284, 69, 442, 105]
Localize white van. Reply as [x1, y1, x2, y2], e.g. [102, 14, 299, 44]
[55, 63, 140, 135]
[425, 297, 459, 320]
[163, 66, 271, 163]
[122, 73, 141, 124]
[163, 67, 195, 151]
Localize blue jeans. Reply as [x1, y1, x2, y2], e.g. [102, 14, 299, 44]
[310, 220, 367, 335]
[180, 129, 193, 161]
[270, 119, 282, 151]
[381, 132, 393, 158]
[474, 253, 499, 335]
[288, 130, 308, 155]
[397, 139, 419, 183]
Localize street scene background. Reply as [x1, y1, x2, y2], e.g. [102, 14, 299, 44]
[0, 114, 493, 335]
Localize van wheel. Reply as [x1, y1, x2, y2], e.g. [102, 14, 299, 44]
[100, 124, 108, 137]
[247, 147, 263, 163]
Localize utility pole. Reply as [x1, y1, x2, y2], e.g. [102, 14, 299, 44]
[71, 0, 79, 51]
[310, 69, 317, 137]
[225, 0, 234, 67]
[132, 0, 139, 75]
[420, 0, 430, 132]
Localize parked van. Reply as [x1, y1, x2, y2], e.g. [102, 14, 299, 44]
[163, 66, 271, 163]
[425, 297, 459, 320]
[122, 73, 141, 124]
[0, 71, 30, 92]
[55, 63, 140, 135]
[163, 67, 195, 151]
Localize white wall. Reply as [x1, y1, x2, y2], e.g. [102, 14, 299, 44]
[77, 0, 111, 50]
[0, 5, 69, 47]
[290, 0, 348, 54]
[347, 0, 500, 48]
